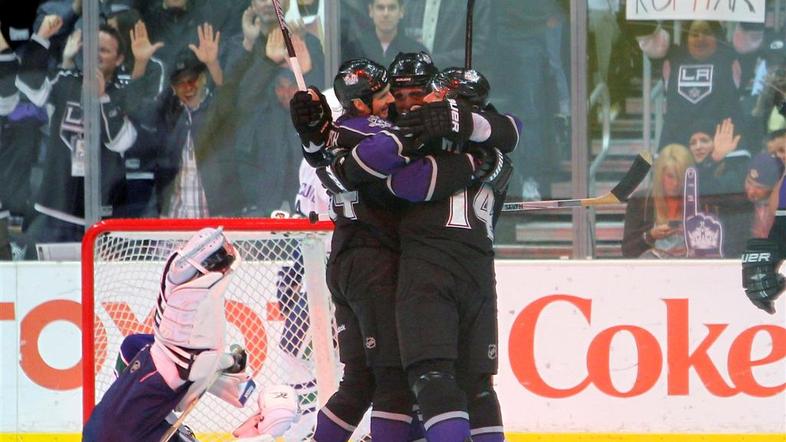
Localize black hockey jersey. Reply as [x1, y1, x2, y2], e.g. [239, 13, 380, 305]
[16, 35, 137, 222]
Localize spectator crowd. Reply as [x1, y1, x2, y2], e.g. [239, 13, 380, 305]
[1, 0, 785, 260]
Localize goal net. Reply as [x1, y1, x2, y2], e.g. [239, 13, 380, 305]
[81, 218, 337, 441]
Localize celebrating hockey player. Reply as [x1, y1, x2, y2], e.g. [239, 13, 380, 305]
[82, 228, 299, 441]
[392, 67, 520, 442]
[290, 56, 518, 441]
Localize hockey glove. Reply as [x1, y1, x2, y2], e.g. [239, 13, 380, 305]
[290, 87, 330, 135]
[397, 98, 473, 147]
[471, 147, 513, 194]
[741, 238, 786, 314]
[291, 87, 335, 164]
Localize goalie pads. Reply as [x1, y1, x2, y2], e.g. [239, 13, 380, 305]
[742, 238, 786, 314]
[153, 227, 237, 406]
[233, 385, 300, 438]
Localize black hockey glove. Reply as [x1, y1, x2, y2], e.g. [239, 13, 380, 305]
[741, 238, 786, 314]
[397, 98, 473, 147]
[290, 86, 330, 134]
[470, 147, 513, 194]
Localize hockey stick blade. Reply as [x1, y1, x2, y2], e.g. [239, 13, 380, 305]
[502, 151, 653, 212]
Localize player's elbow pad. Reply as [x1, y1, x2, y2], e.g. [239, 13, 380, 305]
[302, 145, 334, 168]
[472, 111, 521, 153]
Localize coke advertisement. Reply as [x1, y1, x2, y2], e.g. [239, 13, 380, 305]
[1, 260, 785, 439]
[495, 260, 786, 434]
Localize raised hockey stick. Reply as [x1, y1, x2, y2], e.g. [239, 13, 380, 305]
[271, 0, 307, 90]
[502, 151, 653, 212]
[465, 0, 475, 69]
[159, 345, 247, 442]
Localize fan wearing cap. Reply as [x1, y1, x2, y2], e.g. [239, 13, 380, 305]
[144, 24, 246, 219]
[746, 152, 784, 236]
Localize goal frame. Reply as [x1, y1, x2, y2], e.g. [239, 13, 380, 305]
[81, 217, 334, 424]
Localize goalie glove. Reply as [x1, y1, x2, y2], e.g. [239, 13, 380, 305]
[742, 238, 786, 314]
[470, 147, 513, 194]
[397, 98, 473, 147]
[233, 385, 299, 439]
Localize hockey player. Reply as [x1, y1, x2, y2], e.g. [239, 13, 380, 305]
[291, 58, 409, 441]
[391, 67, 520, 442]
[83, 228, 299, 441]
[742, 174, 786, 314]
[388, 51, 438, 115]
[291, 59, 516, 441]
[311, 66, 519, 441]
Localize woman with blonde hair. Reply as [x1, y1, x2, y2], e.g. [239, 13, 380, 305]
[622, 144, 695, 258]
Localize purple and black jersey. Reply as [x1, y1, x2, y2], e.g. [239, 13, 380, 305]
[396, 111, 523, 287]
[320, 115, 408, 256]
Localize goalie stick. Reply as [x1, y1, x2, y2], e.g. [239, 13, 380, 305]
[271, 0, 306, 91]
[159, 345, 247, 442]
[502, 151, 653, 212]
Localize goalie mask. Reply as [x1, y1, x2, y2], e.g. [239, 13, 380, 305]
[389, 51, 438, 90]
[333, 57, 389, 110]
[428, 67, 490, 108]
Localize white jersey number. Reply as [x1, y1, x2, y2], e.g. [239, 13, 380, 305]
[445, 185, 495, 240]
[331, 191, 359, 220]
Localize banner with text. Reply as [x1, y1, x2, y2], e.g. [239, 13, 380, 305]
[2, 260, 785, 434]
[627, 0, 765, 23]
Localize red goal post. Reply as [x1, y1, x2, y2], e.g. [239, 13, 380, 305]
[81, 218, 335, 439]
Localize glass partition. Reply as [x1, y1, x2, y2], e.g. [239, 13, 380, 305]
[2, 0, 777, 260]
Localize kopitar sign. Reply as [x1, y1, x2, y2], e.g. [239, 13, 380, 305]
[627, 0, 765, 23]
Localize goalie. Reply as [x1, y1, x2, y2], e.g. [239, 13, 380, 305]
[83, 228, 299, 442]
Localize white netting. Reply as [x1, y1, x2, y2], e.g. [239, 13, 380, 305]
[86, 226, 335, 441]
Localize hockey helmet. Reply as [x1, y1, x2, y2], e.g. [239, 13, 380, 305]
[333, 58, 390, 109]
[388, 51, 438, 90]
[429, 67, 490, 107]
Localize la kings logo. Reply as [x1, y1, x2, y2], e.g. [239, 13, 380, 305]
[60, 100, 87, 177]
[60, 100, 84, 150]
[367, 115, 393, 129]
[678, 65, 713, 104]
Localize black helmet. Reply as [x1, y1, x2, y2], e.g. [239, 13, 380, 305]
[333, 58, 390, 109]
[429, 67, 490, 107]
[388, 51, 438, 90]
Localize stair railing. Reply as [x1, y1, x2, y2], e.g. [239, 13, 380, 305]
[587, 81, 611, 257]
